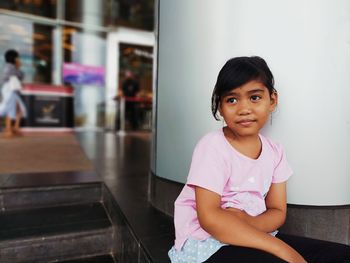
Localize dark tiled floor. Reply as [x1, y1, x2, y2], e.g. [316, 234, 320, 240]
[76, 131, 174, 263]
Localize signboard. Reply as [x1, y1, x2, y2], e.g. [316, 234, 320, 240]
[21, 84, 74, 128]
[63, 63, 105, 86]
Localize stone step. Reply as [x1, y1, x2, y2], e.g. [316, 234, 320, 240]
[0, 202, 114, 263]
[0, 182, 102, 211]
[59, 254, 116, 263]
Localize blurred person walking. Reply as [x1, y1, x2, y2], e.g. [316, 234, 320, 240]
[0, 49, 27, 137]
[115, 70, 140, 130]
[122, 70, 140, 130]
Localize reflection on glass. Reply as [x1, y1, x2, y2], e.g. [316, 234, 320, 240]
[65, 0, 154, 30]
[0, 0, 57, 18]
[63, 26, 106, 128]
[0, 15, 53, 84]
[119, 43, 153, 96]
[63, 28, 106, 66]
[118, 43, 153, 131]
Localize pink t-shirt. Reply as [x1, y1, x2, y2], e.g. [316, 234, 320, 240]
[173, 129, 293, 250]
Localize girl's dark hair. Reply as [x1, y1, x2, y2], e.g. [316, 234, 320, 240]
[211, 56, 276, 120]
[5, 49, 19, 64]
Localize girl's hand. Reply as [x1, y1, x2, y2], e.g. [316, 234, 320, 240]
[196, 187, 306, 262]
[277, 247, 307, 263]
[226, 182, 288, 234]
[226, 208, 307, 263]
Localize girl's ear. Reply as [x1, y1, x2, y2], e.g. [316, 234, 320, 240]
[270, 91, 278, 112]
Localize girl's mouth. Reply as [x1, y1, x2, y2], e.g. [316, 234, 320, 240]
[236, 119, 256, 126]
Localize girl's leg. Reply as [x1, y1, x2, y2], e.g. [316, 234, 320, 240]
[277, 233, 350, 263]
[5, 93, 17, 135]
[3, 116, 14, 137]
[14, 103, 23, 135]
[203, 245, 287, 263]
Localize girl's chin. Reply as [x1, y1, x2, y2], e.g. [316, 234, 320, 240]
[225, 127, 260, 138]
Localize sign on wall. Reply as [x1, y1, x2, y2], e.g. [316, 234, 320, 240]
[63, 63, 105, 86]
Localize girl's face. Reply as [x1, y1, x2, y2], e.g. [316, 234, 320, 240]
[219, 80, 277, 139]
[15, 57, 21, 69]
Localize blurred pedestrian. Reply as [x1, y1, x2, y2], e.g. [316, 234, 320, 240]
[121, 70, 140, 130]
[0, 49, 27, 137]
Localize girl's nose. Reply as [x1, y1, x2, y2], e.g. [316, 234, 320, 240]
[237, 100, 252, 115]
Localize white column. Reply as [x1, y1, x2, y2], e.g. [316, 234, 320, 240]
[79, 0, 105, 128]
[155, 0, 350, 206]
[53, 27, 62, 85]
[53, 0, 65, 85]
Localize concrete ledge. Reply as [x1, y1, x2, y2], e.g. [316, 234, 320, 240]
[281, 204, 350, 245]
[148, 171, 182, 217]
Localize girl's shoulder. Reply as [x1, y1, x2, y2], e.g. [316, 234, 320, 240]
[260, 134, 286, 159]
[3, 63, 15, 73]
[3, 64, 20, 79]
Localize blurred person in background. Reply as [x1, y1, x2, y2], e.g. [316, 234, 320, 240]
[116, 70, 140, 130]
[0, 49, 27, 137]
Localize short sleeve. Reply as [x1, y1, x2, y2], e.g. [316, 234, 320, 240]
[272, 143, 293, 183]
[186, 138, 230, 195]
[8, 76, 22, 91]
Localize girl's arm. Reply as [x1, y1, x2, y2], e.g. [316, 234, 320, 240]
[195, 186, 306, 262]
[227, 182, 288, 233]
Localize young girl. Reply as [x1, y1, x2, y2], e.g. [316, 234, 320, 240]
[0, 49, 26, 137]
[168, 56, 350, 262]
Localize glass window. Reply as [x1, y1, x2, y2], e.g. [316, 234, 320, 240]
[65, 0, 154, 31]
[119, 43, 153, 95]
[0, 0, 57, 18]
[62, 26, 107, 127]
[108, 0, 154, 30]
[0, 15, 53, 84]
[63, 27, 106, 67]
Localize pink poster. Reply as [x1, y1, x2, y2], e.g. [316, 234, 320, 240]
[63, 63, 105, 86]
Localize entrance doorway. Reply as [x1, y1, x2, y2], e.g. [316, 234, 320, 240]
[105, 27, 155, 131]
[116, 43, 153, 131]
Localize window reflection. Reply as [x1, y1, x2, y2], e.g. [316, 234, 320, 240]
[65, 0, 154, 30]
[63, 26, 106, 128]
[119, 43, 153, 96]
[0, 15, 53, 83]
[0, 0, 56, 18]
[0, 0, 155, 128]
[63, 27, 106, 68]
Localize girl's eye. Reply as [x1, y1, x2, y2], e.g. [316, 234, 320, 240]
[226, 97, 237, 104]
[251, 95, 261, 102]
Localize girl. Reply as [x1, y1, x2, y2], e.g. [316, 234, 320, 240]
[168, 56, 350, 262]
[0, 49, 27, 137]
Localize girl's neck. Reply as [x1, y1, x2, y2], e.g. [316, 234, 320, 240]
[223, 127, 262, 159]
